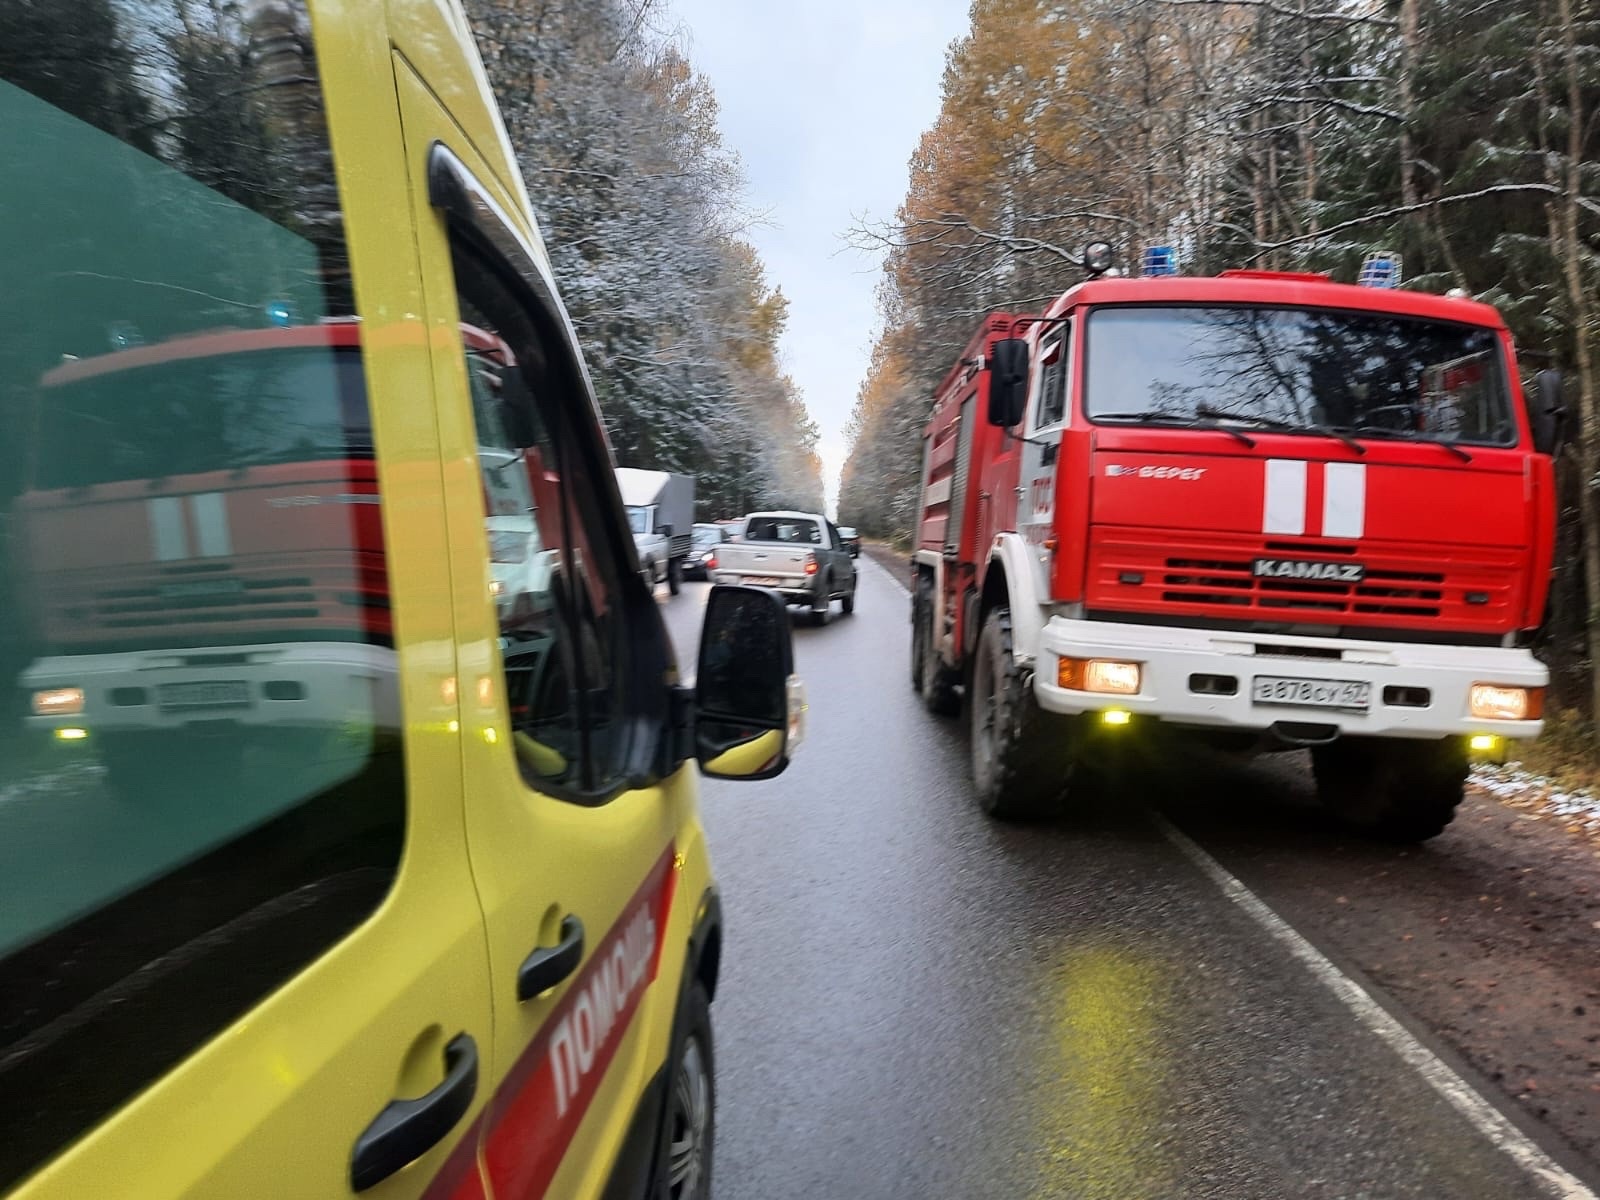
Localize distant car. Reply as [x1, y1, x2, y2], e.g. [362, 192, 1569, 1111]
[684, 521, 729, 580]
[838, 526, 861, 557]
[712, 511, 857, 624]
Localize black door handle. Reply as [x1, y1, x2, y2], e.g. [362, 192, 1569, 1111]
[351, 1033, 478, 1193]
[518, 914, 584, 1001]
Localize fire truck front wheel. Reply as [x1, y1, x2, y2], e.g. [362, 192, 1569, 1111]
[1310, 736, 1468, 841]
[970, 608, 1073, 822]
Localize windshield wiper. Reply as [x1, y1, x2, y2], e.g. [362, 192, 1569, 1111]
[1335, 425, 1473, 463]
[1193, 407, 1366, 456]
[1096, 411, 1256, 448]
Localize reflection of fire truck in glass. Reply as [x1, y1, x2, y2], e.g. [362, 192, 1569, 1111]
[15, 320, 551, 795]
[913, 259, 1563, 840]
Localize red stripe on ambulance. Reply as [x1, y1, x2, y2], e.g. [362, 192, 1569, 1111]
[482, 847, 679, 1200]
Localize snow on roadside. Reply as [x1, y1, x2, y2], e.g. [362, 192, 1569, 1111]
[1471, 761, 1600, 843]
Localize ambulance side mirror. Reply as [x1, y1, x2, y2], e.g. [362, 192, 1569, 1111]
[987, 338, 1029, 428]
[1531, 369, 1567, 457]
[694, 586, 804, 780]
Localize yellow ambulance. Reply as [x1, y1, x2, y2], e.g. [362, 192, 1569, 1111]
[0, 2, 799, 1197]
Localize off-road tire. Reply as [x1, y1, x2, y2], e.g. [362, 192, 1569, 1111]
[969, 607, 1071, 821]
[652, 981, 714, 1200]
[912, 581, 960, 716]
[668, 557, 683, 596]
[1311, 736, 1468, 841]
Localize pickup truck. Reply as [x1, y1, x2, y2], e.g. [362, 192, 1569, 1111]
[711, 511, 857, 624]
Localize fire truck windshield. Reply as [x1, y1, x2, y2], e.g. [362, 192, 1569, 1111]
[32, 346, 370, 491]
[1084, 305, 1517, 448]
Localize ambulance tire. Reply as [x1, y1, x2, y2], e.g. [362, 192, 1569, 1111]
[970, 607, 1069, 822]
[653, 981, 715, 1200]
[913, 581, 960, 715]
[1311, 736, 1467, 842]
[668, 557, 683, 595]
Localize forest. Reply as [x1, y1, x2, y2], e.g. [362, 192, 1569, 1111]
[840, 0, 1599, 714]
[466, 0, 825, 518]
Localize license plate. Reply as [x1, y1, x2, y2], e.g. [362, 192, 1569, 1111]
[158, 680, 251, 711]
[1252, 675, 1371, 711]
[741, 576, 782, 587]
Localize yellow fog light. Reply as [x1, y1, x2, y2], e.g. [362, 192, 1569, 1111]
[32, 687, 84, 716]
[1059, 657, 1142, 695]
[54, 727, 89, 741]
[1468, 684, 1543, 721]
[1469, 734, 1500, 753]
[1101, 709, 1132, 727]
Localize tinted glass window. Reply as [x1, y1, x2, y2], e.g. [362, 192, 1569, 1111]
[745, 516, 821, 544]
[452, 241, 638, 798]
[1085, 305, 1516, 447]
[0, 4, 402, 1188]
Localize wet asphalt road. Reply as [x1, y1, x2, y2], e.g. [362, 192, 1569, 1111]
[660, 561, 1592, 1200]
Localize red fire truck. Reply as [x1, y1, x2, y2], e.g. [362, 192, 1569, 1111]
[14, 319, 563, 796]
[912, 254, 1565, 839]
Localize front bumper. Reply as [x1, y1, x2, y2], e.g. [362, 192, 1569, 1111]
[710, 571, 818, 603]
[19, 641, 401, 736]
[1035, 616, 1546, 740]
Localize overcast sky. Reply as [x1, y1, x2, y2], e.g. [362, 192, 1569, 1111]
[666, 0, 972, 515]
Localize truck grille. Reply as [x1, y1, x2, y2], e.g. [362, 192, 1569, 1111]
[1088, 531, 1522, 634]
[39, 556, 390, 649]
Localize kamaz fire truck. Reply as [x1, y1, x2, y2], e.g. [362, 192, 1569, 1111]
[911, 248, 1566, 839]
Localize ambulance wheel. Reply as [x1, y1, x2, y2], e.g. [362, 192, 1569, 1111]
[969, 607, 1068, 821]
[1311, 736, 1467, 842]
[668, 557, 683, 595]
[654, 981, 714, 1200]
[913, 581, 959, 715]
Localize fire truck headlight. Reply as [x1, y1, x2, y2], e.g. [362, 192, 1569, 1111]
[1468, 684, 1542, 721]
[1059, 657, 1142, 695]
[32, 687, 85, 717]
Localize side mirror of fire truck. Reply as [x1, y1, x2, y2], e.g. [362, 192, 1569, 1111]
[988, 337, 1030, 428]
[1531, 369, 1568, 457]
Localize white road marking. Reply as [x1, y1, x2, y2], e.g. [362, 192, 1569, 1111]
[1263, 459, 1307, 535]
[1323, 461, 1367, 539]
[1154, 814, 1597, 1199]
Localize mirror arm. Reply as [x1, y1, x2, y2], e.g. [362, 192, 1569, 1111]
[668, 684, 696, 769]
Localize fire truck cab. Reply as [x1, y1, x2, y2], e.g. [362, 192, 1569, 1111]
[913, 265, 1562, 840]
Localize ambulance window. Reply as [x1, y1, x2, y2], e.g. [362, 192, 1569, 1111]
[0, 3, 403, 1190]
[449, 240, 637, 799]
[1038, 335, 1069, 426]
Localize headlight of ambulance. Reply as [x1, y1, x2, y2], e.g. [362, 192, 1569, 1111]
[32, 687, 85, 716]
[1468, 683, 1543, 721]
[1058, 657, 1142, 695]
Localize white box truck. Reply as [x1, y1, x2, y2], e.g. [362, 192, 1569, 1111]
[615, 467, 695, 594]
